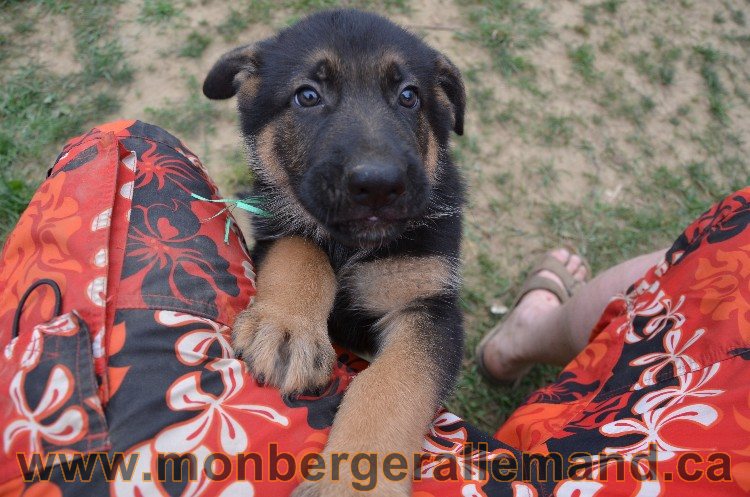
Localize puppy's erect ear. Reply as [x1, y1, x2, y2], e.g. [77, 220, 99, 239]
[203, 44, 260, 100]
[435, 54, 466, 136]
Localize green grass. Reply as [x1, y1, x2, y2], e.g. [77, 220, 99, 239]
[72, 2, 134, 84]
[695, 45, 729, 123]
[458, 0, 549, 83]
[544, 156, 749, 273]
[731, 8, 746, 26]
[600, 0, 623, 14]
[0, 0, 130, 243]
[221, 147, 254, 193]
[632, 42, 681, 86]
[598, 77, 656, 128]
[534, 161, 561, 187]
[538, 115, 575, 146]
[145, 75, 220, 139]
[1, 65, 120, 168]
[569, 43, 597, 81]
[583, 0, 623, 25]
[217, 0, 410, 41]
[0, 174, 34, 239]
[139, 0, 182, 24]
[180, 30, 211, 58]
[217, 3, 275, 41]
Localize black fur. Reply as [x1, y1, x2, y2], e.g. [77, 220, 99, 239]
[205, 9, 465, 401]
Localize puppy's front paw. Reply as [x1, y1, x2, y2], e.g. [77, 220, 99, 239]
[232, 304, 335, 395]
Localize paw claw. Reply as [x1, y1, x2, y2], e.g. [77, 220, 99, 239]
[232, 304, 335, 395]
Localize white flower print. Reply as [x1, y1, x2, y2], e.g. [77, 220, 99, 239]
[113, 443, 255, 497]
[461, 482, 489, 496]
[630, 327, 704, 390]
[155, 358, 288, 455]
[633, 362, 723, 414]
[156, 311, 234, 365]
[624, 290, 686, 344]
[601, 403, 718, 460]
[422, 412, 506, 481]
[4, 314, 80, 371]
[3, 366, 86, 454]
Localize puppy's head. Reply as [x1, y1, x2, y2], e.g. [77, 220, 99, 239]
[204, 9, 465, 248]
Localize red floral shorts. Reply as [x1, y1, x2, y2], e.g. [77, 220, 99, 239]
[0, 121, 748, 496]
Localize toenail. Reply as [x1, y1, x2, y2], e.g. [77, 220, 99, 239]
[551, 248, 569, 261]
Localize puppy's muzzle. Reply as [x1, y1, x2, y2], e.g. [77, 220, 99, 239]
[347, 163, 406, 210]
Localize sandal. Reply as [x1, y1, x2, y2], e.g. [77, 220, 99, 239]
[474, 250, 590, 387]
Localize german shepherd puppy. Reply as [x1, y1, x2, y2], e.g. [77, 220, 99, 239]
[204, 9, 465, 496]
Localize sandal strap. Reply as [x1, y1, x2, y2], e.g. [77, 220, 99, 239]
[513, 254, 583, 306]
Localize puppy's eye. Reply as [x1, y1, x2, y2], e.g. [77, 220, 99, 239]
[398, 87, 419, 108]
[294, 86, 321, 107]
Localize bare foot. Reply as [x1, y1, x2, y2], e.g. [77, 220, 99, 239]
[480, 248, 588, 382]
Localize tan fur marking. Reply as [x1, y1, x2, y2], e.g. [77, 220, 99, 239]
[219, 43, 259, 103]
[416, 113, 439, 182]
[237, 76, 260, 102]
[305, 49, 342, 80]
[377, 50, 407, 75]
[232, 237, 337, 394]
[255, 237, 336, 319]
[255, 122, 288, 186]
[424, 127, 439, 181]
[434, 85, 452, 110]
[249, 120, 328, 241]
[306, 48, 341, 65]
[344, 256, 456, 315]
[304, 311, 439, 496]
[434, 86, 455, 130]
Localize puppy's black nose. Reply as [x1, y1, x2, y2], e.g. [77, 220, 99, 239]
[347, 164, 406, 209]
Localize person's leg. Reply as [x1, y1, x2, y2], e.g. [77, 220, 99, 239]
[479, 247, 666, 381]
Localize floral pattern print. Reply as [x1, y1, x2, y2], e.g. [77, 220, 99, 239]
[1, 121, 748, 496]
[0, 312, 108, 484]
[5, 366, 87, 454]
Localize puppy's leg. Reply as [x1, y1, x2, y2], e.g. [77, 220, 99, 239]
[293, 299, 463, 497]
[233, 236, 337, 395]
